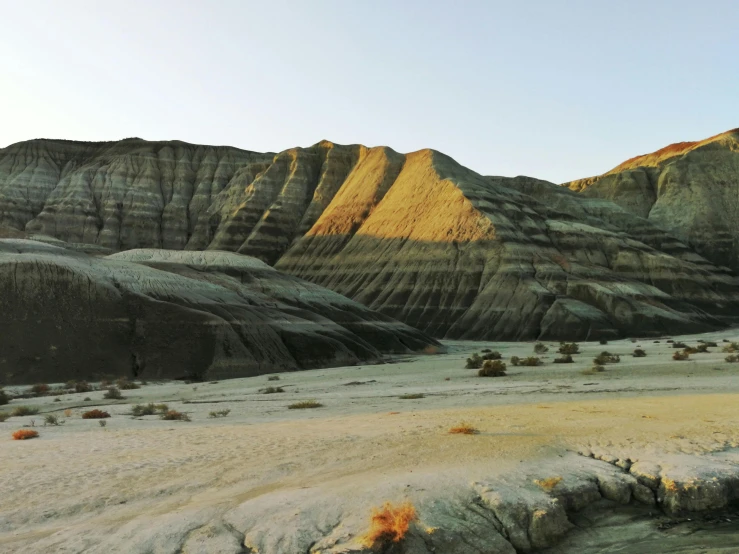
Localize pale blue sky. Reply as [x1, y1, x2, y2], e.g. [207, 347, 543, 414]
[1, 0, 736, 182]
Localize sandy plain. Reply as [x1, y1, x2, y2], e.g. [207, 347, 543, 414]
[2, 333, 739, 553]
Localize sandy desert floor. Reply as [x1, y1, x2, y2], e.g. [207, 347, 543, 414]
[2, 333, 739, 553]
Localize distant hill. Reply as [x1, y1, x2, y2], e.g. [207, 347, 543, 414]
[3, 136, 739, 341]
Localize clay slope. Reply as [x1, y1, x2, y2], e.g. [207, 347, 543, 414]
[0, 240, 436, 385]
[2, 137, 739, 340]
[566, 128, 739, 271]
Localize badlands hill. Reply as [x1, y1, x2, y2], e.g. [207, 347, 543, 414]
[0, 240, 435, 385]
[566, 128, 739, 271]
[2, 137, 739, 341]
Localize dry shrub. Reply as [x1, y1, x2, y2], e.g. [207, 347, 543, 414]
[449, 422, 478, 434]
[481, 351, 502, 360]
[208, 409, 231, 418]
[31, 383, 50, 396]
[673, 351, 689, 361]
[534, 476, 563, 491]
[399, 393, 425, 399]
[75, 381, 92, 393]
[478, 359, 506, 377]
[581, 365, 605, 375]
[722, 342, 739, 353]
[534, 343, 549, 354]
[11, 406, 38, 417]
[593, 352, 620, 364]
[160, 410, 190, 421]
[558, 342, 579, 355]
[633, 349, 647, 357]
[553, 355, 573, 363]
[0, 412, 9, 422]
[267, 375, 280, 381]
[362, 501, 417, 547]
[116, 378, 140, 390]
[261, 386, 285, 394]
[510, 356, 520, 366]
[12, 429, 39, 440]
[131, 403, 169, 416]
[725, 354, 739, 363]
[518, 356, 541, 367]
[82, 409, 110, 419]
[672, 342, 687, 349]
[63, 409, 73, 417]
[288, 400, 323, 409]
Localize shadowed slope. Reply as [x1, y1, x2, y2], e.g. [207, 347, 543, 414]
[0, 241, 437, 385]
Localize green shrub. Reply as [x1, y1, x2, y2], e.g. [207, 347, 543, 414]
[103, 387, 123, 400]
[518, 356, 542, 367]
[553, 355, 573, 363]
[599, 339, 609, 345]
[695, 343, 710, 353]
[478, 360, 507, 377]
[725, 354, 739, 363]
[672, 342, 687, 349]
[534, 343, 549, 354]
[510, 356, 520, 366]
[267, 375, 280, 381]
[0, 412, 9, 422]
[208, 409, 231, 418]
[262, 386, 285, 394]
[633, 349, 647, 357]
[482, 351, 502, 361]
[75, 381, 92, 393]
[43, 414, 64, 426]
[465, 354, 483, 369]
[558, 342, 579, 355]
[0, 389, 9, 406]
[399, 393, 425, 399]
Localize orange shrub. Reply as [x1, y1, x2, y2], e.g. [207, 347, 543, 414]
[449, 422, 478, 435]
[12, 429, 39, 440]
[82, 409, 110, 419]
[362, 501, 417, 547]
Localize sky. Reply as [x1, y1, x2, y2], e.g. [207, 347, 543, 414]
[0, 0, 737, 183]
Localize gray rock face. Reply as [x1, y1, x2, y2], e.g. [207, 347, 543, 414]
[566, 128, 739, 271]
[3, 137, 739, 341]
[0, 241, 436, 385]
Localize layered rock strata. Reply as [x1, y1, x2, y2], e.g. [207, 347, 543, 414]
[0, 240, 436, 385]
[566, 128, 739, 271]
[2, 137, 739, 340]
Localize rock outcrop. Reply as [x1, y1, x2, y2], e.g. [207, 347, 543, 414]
[3, 137, 739, 340]
[0, 240, 436, 385]
[566, 128, 739, 271]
